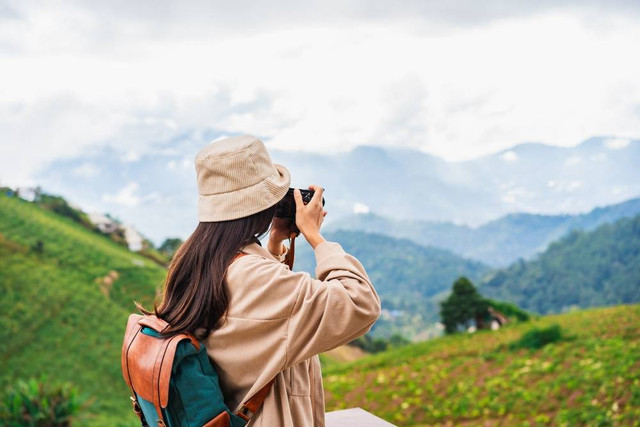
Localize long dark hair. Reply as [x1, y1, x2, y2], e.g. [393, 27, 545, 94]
[138, 204, 277, 339]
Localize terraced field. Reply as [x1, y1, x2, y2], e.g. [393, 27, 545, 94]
[323, 305, 640, 426]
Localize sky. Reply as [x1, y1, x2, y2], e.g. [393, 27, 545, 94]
[1, 0, 640, 187]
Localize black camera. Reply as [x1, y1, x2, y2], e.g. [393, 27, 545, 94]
[274, 188, 325, 220]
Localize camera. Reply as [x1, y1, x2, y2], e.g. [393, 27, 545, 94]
[274, 188, 325, 220]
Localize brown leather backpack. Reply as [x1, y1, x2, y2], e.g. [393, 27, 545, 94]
[121, 252, 276, 426]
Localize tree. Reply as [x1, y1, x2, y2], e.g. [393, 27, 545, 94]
[440, 276, 488, 334]
[159, 238, 184, 259]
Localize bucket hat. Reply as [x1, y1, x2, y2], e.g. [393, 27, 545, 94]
[194, 135, 291, 221]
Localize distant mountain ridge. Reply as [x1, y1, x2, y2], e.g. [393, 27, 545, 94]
[36, 135, 640, 244]
[326, 197, 640, 266]
[480, 214, 640, 314]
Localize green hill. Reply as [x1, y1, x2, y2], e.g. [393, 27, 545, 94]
[3, 192, 639, 426]
[481, 215, 640, 314]
[293, 230, 491, 338]
[323, 304, 640, 425]
[0, 193, 164, 425]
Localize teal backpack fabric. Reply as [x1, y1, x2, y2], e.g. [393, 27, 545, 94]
[136, 327, 246, 427]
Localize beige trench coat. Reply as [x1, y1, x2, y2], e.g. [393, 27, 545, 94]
[203, 238, 381, 426]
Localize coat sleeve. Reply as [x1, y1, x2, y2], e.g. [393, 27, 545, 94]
[283, 240, 381, 368]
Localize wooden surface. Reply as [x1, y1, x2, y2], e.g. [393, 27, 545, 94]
[325, 408, 396, 426]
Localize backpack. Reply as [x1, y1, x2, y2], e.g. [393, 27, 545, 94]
[121, 252, 275, 427]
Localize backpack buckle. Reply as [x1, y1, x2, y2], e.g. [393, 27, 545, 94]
[130, 396, 142, 415]
[237, 404, 253, 421]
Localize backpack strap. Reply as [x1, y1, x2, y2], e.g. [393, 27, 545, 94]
[235, 378, 276, 422]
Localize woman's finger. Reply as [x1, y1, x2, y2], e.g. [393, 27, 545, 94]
[293, 188, 304, 209]
[308, 185, 324, 205]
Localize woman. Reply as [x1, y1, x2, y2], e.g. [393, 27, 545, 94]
[151, 135, 380, 426]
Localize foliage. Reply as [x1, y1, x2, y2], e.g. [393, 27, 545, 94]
[508, 324, 564, 350]
[388, 333, 411, 348]
[138, 239, 170, 266]
[0, 377, 88, 426]
[323, 304, 640, 426]
[484, 298, 532, 322]
[35, 193, 93, 231]
[482, 215, 640, 314]
[440, 277, 488, 334]
[349, 333, 411, 354]
[158, 238, 184, 259]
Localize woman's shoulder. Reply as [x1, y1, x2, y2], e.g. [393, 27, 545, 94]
[225, 242, 312, 320]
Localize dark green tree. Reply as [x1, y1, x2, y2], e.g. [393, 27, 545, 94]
[440, 276, 488, 334]
[159, 237, 184, 259]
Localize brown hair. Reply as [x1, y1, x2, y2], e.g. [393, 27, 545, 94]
[138, 204, 277, 339]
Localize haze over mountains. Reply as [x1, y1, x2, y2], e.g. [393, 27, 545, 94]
[36, 135, 640, 245]
[327, 197, 640, 266]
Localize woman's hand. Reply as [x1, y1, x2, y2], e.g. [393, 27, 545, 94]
[267, 217, 295, 256]
[294, 185, 327, 249]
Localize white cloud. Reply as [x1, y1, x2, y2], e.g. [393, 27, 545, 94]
[72, 162, 99, 178]
[589, 153, 608, 162]
[501, 151, 518, 162]
[501, 187, 535, 204]
[103, 182, 141, 207]
[564, 181, 584, 192]
[564, 156, 583, 167]
[122, 151, 140, 162]
[604, 138, 631, 150]
[1, 3, 640, 187]
[353, 202, 371, 214]
[611, 185, 628, 195]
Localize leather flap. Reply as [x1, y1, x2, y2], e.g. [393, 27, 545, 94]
[122, 313, 194, 411]
[126, 330, 188, 409]
[122, 314, 143, 387]
[138, 315, 170, 333]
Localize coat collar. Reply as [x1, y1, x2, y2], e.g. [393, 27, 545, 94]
[240, 238, 279, 261]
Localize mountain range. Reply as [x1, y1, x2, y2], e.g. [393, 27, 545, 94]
[480, 215, 640, 314]
[326, 197, 640, 266]
[35, 135, 640, 245]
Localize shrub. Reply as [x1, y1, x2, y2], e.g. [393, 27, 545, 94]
[509, 324, 563, 350]
[0, 377, 88, 426]
[484, 298, 531, 322]
[35, 194, 92, 230]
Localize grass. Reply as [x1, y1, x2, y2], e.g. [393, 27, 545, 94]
[0, 194, 165, 426]
[322, 304, 640, 426]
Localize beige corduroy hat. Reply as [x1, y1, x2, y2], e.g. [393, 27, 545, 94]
[194, 135, 291, 222]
